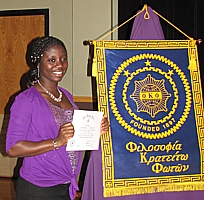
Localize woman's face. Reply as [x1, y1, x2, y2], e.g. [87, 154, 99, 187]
[38, 44, 68, 83]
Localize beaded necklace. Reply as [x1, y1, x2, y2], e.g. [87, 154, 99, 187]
[37, 80, 62, 102]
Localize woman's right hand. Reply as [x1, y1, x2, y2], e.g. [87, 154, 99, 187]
[7, 122, 75, 157]
[56, 122, 74, 147]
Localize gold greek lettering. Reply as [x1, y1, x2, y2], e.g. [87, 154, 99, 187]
[126, 142, 137, 153]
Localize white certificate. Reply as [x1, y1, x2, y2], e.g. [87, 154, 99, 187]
[66, 110, 103, 151]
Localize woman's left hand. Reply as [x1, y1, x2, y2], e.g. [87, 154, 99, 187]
[100, 115, 110, 136]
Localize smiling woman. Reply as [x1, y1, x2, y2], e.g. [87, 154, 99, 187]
[6, 36, 80, 200]
[5, 36, 109, 200]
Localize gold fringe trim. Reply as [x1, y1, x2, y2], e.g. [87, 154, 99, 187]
[104, 182, 204, 197]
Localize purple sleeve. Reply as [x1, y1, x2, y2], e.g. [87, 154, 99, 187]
[6, 94, 32, 153]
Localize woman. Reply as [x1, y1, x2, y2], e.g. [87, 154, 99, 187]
[6, 36, 109, 200]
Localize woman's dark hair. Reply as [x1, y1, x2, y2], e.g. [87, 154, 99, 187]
[27, 36, 67, 87]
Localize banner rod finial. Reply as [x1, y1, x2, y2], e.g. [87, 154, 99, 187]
[83, 40, 93, 46]
[197, 39, 202, 44]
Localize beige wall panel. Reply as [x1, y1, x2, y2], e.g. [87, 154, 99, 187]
[72, 0, 112, 97]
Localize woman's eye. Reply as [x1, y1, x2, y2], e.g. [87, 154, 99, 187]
[62, 57, 67, 61]
[48, 59, 55, 63]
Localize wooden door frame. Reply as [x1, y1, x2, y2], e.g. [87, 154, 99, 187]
[0, 8, 49, 35]
[0, 9, 49, 178]
[0, 8, 49, 114]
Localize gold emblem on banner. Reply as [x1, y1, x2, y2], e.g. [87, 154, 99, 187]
[109, 54, 192, 139]
[130, 74, 171, 118]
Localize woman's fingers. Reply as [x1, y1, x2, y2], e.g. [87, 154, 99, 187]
[100, 116, 110, 135]
[57, 122, 75, 146]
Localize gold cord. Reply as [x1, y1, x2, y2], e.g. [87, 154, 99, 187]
[98, 4, 193, 41]
[98, 6, 145, 41]
[143, 4, 150, 19]
[152, 9, 192, 40]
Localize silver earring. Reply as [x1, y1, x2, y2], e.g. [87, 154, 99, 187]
[37, 67, 40, 78]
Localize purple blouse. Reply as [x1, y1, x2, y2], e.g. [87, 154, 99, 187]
[6, 86, 82, 200]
